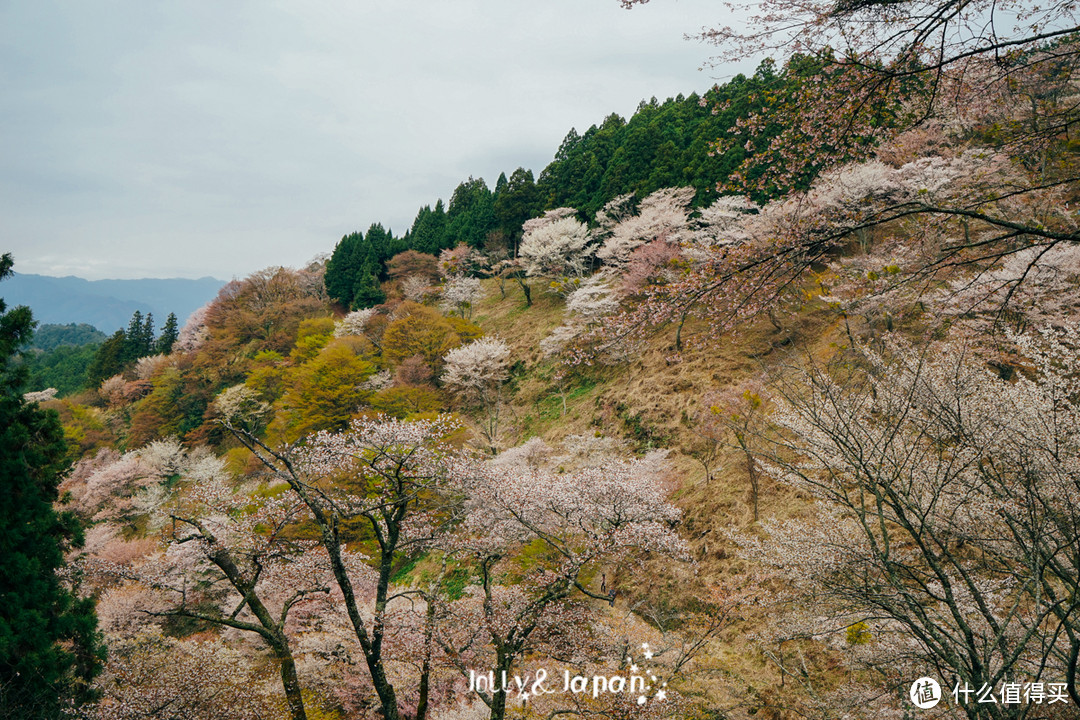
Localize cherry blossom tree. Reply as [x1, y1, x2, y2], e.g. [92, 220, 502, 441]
[700, 384, 768, 520]
[738, 331, 1080, 715]
[219, 413, 484, 720]
[615, 1, 1080, 349]
[595, 187, 695, 270]
[401, 274, 434, 303]
[439, 275, 484, 320]
[113, 456, 337, 720]
[334, 308, 380, 342]
[441, 338, 511, 453]
[517, 211, 592, 295]
[77, 631, 287, 720]
[445, 445, 689, 720]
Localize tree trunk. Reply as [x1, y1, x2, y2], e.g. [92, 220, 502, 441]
[488, 648, 512, 720]
[746, 449, 759, 522]
[415, 599, 436, 720]
[275, 645, 308, 720]
[1068, 637, 1079, 710]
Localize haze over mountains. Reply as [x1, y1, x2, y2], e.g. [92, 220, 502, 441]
[6, 273, 225, 333]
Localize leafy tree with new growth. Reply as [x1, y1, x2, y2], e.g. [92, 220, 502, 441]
[0, 254, 103, 717]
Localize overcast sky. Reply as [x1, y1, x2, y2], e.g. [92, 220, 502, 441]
[1, 1, 756, 280]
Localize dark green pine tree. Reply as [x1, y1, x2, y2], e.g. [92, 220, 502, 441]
[141, 312, 155, 356]
[406, 201, 449, 255]
[324, 231, 364, 306]
[493, 167, 541, 250]
[445, 176, 496, 248]
[85, 330, 127, 388]
[0, 254, 103, 718]
[122, 310, 145, 364]
[351, 259, 386, 309]
[155, 312, 179, 355]
[363, 222, 404, 267]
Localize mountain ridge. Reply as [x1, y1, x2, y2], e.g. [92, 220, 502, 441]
[5, 272, 225, 332]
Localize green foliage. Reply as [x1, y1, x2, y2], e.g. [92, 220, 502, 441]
[57, 401, 115, 461]
[127, 367, 192, 446]
[124, 310, 155, 361]
[846, 621, 872, 645]
[275, 337, 377, 440]
[85, 309, 180, 387]
[441, 567, 471, 601]
[23, 343, 100, 397]
[85, 330, 127, 387]
[446, 176, 497, 248]
[493, 167, 542, 248]
[0, 254, 104, 718]
[155, 312, 179, 355]
[244, 351, 288, 404]
[381, 303, 480, 368]
[614, 401, 671, 450]
[28, 323, 106, 351]
[324, 63, 807, 304]
[324, 224, 403, 309]
[369, 385, 442, 418]
[289, 317, 336, 363]
[404, 200, 450, 255]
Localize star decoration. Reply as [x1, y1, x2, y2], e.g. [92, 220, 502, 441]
[656, 689, 667, 701]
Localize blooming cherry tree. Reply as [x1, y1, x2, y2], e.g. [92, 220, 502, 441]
[441, 337, 511, 452]
[737, 331, 1080, 712]
[518, 212, 592, 295]
[444, 445, 688, 720]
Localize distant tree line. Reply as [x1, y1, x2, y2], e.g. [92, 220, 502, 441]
[86, 311, 178, 387]
[325, 60, 802, 309]
[29, 323, 106, 351]
[21, 324, 108, 398]
[21, 312, 182, 397]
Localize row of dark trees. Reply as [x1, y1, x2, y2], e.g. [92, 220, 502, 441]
[85, 310, 179, 387]
[325, 61, 799, 309]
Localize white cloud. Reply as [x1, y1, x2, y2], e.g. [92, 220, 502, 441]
[0, 0, 755, 280]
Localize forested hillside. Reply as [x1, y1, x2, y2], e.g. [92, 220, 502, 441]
[323, 62, 815, 310]
[6, 3, 1080, 719]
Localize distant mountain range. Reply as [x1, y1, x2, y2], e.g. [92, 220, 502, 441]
[4, 273, 226, 333]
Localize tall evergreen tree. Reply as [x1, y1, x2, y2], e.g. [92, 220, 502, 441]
[141, 312, 155, 356]
[325, 231, 364, 306]
[445, 176, 496, 248]
[85, 330, 126, 387]
[493, 167, 541, 250]
[0, 254, 103, 718]
[123, 310, 145, 364]
[155, 312, 179, 355]
[406, 202, 449, 254]
[351, 260, 386, 309]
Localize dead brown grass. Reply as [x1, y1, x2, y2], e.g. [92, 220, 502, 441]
[466, 276, 858, 717]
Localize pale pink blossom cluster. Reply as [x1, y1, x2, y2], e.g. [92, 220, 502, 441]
[439, 274, 484, 319]
[518, 212, 592, 291]
[61, 438, 196, 521]
[333, 307, 378, 337]
[737, 328, 1080, 709]
[22, 387, 58, 403]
